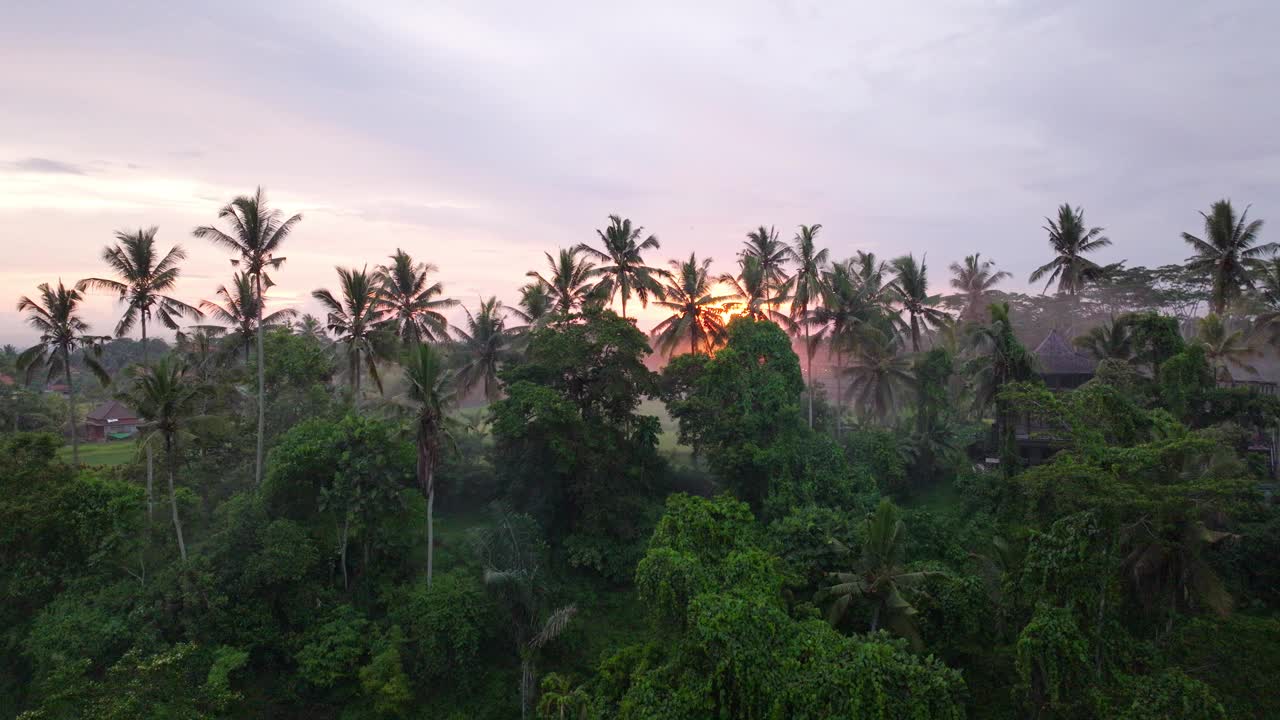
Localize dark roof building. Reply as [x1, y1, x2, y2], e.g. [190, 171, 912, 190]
[1033, 329, 1096, 389]
[85, 400, 140, 441]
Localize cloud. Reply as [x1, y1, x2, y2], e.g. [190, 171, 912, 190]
[6, 157, 85, 175]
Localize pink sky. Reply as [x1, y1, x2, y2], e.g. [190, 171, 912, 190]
[3, 1, 1277, 346]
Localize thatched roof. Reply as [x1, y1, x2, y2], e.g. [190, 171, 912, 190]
[1033, 329, 1096, 375]
[85, 400, 138, 424]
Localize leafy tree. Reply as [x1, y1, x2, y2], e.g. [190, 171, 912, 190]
[578, 215, 667, 318]
[312, 266, 388, 398]
[783, 224, 829, 427]
[16, 281, 110, 464]
[741, 224, 791, 308]
[200, 273, 297, 364]
[526, 247, 601, 318]
[649, 253, 729, 357]
[1030, 203, 1112, 296]
[75, 227, 202, 368]
[1182, 199, 1271, 315]
[193, 186, 302, 487]
[400, 342, 455, 587]
[889, 253, 949, 352]
[949, 253, 1010, 322]
[374, 248, 457, 344]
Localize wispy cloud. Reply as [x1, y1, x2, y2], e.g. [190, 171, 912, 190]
[6, 157, 85, 175]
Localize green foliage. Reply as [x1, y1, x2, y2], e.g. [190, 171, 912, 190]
[1114, 670, 1226, 720]
[386, 569, 494, 686]
[1015, 603, 1091, 718]
[1164, 615, 1280, 719]
[295, 604, 369, 688]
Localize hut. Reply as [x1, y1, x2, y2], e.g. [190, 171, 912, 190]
[85, 400, 140, 442]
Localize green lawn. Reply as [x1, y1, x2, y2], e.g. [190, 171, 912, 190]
[57, 442, 137, 466]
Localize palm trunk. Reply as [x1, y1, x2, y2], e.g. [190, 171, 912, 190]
[64, 346, 78, 464]
[834, 348, 844, 438]
[805, 322, 814, 428]
[141, 316, 149, 369]
[351, 348, 360, 400]
[166, 433, 188, 562]
[690, 322, 698, 356]
[146, 442, 155, 523]
[870, 603, 881, 632]
[520, 654, 535, 720]
[420, 446, 436, 588]
[911, 316, 921, 353]
[254, 276, 266, 486]
[339, 514, 350, 590]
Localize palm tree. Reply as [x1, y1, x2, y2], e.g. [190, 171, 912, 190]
[295, 314, 327, 342]
[200, 273, 297, 363]
[810, 258, 890, 432]
[650, 253, 730, 357]
[742, 225, 791, 309]
[852, 251, 894, 307]
[174, 325, 228, 383]
[721, 255, 790, 324]
[536, 674, 588, 720]
[401, 343, 455, 587]
[577, 215, 667, 318]
[823, 498, 939, 648]
[375, 249, 457, 344]
[785, 224, 830, 427]
[312, 267, 387, 398]
[842, 330, 913, 422]
[75, 227, 202, 368]
[1029, 204, 1112, 296]
[889, 254, 950, 352]
[1195, 313, 1258, 380]
[193, 187, 302, 486]
[526, 248, 599, 317]
[949, 253, 1010, 323]
[966, 303, 1037, 474]
[16, 282, 109, 464]
[453, 297, 515, 402]
[120, 357, 202, 562]
[1073, 317, 1133, 362]
[1182, 200, 1272, 315]
[517, 282, 553, 327]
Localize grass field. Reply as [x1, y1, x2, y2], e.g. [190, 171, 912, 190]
[57, 442, 137, 466]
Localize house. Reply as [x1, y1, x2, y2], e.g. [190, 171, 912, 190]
[85, 400, 140, 442]
[1032, 329, 1096, 390]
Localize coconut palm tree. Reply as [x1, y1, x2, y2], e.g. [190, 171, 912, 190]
[200, 273, 297, 363]
[193, 187, 302, 486]
[889, 254, 949, 352]
[1030, 204, 1112, 296]
[742, 225, 791, 309]
[650, 253, 730, 357]
[966, 303, 1037, 474]
[949, 253, 1010, 323]
[453, 297, 515, 402]
[810, 259, 889, 432]
[1182, 200, 1272, 315]
[517, 282, 553, 326]
[842, 330, 913, 422]
[526, 248, 599, 317]
[823, 498, 939, 648]
[120, 356, 202, 562]
[312, 266, 387, 398]
[75, 227, 202, 368]
[852, 251, 894, 307]
[15, 282, 110, 464]
[400, 343, 455, 587]
[174, 325, 228, 383]
[784, 224, 830, 427]
[577, 215, 667, 319]
[1195, 313, 1258, 380]
[1073, 317, 1133, 362]
[721, 255, 790, 324]
[295, 314, 327, 342]
[375, 249, 457, 344]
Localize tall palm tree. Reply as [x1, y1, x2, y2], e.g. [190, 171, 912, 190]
[517, 282, 552, 327]
[721, 255, 789, 324]
[842, 330, 913, 422]
[1182, 200, 1272, 315]
[120, 356, 202, 563]
[889, 254, 950, 352]
[823, 498, 939, 648]
[453, 297, 514, 402]
[193, 187, 302, 485]
[1195, 313, 1258, 380]
[295, 314, 327, 342]
[174, 325, 228, 383]
[312, 266, 386, 398]
[401, 343, 455, 587]
[810, 259, 888, 433]
[200, 273, 297, 363]
[949, 253, 1010, 323]
[742, 225, 791, 308]
[650, 253, 730, 357]
[16, 282, 109, 464]
[375, 249, 457, 344]
[577, 215, 667, 318]
[526, 248, 599, 317]
[75, 227, 202, 368]
[1029, 204, 1111, 296]
[852, 251, 893, 307]
[966, 303, 1037, 475]
[1247, 256, 1280, 342]
[785, 224, 830, 428]
[1073, 317, 1133, 362]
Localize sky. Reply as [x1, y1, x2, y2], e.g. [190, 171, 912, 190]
[2, 0, 1279, 346]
